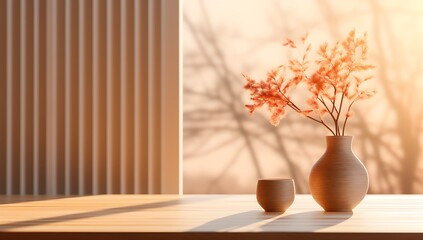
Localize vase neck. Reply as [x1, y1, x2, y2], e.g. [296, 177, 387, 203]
[325, 136, 353, 151]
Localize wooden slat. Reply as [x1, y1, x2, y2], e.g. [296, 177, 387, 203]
[56, 0, 66, 195]
[19, 0, 34, 195]
[46, 0, 66, 195]
[19, 0, 26, 195]
[119, 0, 135, 194]
[6, 0, 21, 195]
[32, 0, 47, 195]
[160, 0, 181, 194]
[134, 0, 149, 194]
[46, 0, 56, 195]
[0, 0, 8, 195]
[147, 0, 161, 194]
[106, 0, 121, 194]
[92, 0, 107, 195]
[32, 0, 46, 194]
[77, 0, 93, 195]
[0, 195, 423, 240]
[33, 0, 41, 195]
[64, 0, 79, 195]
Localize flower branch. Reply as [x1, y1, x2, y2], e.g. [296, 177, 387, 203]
[243, 30, 375, 136]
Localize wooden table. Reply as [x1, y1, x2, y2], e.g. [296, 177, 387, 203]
[1, 194, 422, 240]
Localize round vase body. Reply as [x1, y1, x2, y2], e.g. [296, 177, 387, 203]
[309, 136, 369, 212]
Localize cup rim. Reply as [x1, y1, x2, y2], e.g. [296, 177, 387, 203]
[258, 178, 294, 182]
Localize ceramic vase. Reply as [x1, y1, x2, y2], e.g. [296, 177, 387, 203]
[309, 136, 369, 212]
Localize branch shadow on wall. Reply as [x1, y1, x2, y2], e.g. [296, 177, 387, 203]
[183, 0, 423, 194]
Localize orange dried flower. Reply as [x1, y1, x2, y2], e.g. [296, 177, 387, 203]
[243, 30, 375, 136]
[283, 38, 297, 48]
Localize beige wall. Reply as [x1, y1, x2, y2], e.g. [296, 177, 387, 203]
[183, 0, 423, 194]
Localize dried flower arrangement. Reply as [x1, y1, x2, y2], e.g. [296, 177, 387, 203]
[242, 30, 375, 136]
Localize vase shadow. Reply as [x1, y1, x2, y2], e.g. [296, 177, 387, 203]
[191, 210, 281, 232]
[260, 210, 353, 232]
[191, 209, 352, 232]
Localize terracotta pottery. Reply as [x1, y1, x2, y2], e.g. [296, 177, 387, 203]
[256, 179, 295, 212]
[309, 136, 368, 212]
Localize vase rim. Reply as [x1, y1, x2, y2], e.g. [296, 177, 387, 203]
[325, 135, 353, 138]
[258, 178, 294, 182]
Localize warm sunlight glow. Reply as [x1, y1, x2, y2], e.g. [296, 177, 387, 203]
[184, 0, 423, 194]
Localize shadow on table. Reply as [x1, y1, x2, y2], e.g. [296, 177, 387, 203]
[0, 195, 212, 230]
[191, 210, 278, 232]
[191, 210, 353, 232]
[261, 210, 353, 231]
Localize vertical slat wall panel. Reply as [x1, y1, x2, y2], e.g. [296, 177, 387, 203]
[0, 0, 181, 195]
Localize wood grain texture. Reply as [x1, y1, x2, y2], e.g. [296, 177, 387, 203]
[1, 195, 423, 240]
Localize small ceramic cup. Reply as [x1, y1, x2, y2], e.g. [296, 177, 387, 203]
[256, 178, 295, 212]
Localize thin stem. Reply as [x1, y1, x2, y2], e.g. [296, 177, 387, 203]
[342, 100, 356, 136]
[318, 117, 337, 135]
[334, 68, 352, 134]
[271, 76, 336, 135]
[285, 101, 335, 136]
[272, 76, 302, 112]
[330, 85, 339, 114]
[318, 96, 338, 134]
[299, 71, 335, 132]
[335, 92, 345, 135]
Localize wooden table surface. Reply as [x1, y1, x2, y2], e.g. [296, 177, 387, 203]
[0, 194, 423, 240]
